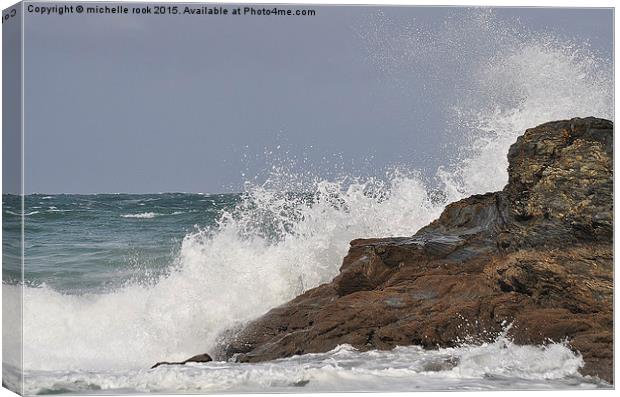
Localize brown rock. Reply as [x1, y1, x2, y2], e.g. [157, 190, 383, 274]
[151, 353, 212, 369]
[216, 117, 613, 383]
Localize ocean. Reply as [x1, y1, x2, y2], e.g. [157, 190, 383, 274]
[1, 186, 612, 393]
[2, 9, 614, 395]
[3, 193, 244, 293]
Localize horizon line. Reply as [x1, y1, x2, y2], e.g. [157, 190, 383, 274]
[2, 191, 241, 196]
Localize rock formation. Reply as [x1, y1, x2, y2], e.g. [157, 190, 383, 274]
[203, 118, 614, 382]
[151, 353, 212, 369]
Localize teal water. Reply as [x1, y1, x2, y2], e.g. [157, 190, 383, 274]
[3, 193, 242, 293]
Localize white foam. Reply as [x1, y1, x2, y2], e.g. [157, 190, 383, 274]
[14, 339, 607, 395]
[120, 212, 158, 219]
[12, 171, 441, 372]
[120, 211, 187, 218]
[4, 210, 40, 216]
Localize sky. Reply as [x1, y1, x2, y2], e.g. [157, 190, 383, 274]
[6, 3, 614, 194]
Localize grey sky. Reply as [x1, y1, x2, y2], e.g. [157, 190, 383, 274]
[2, 1, 22, 194]
[13, 3, 614, 194]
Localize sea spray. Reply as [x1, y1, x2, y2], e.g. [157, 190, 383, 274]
[14, 172, 440, 372]
[360, 10, 612, 198]
[441, 37, 613, 197]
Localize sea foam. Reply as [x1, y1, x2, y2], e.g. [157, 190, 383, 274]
[121, 212, 159, 219]
[13, 337, 604, 394]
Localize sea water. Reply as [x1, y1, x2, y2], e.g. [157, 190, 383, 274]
[2, 10, 614, 394]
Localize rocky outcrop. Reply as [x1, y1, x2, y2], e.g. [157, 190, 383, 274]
[211, 117, 613, 382]
[151, 353, 212, 369]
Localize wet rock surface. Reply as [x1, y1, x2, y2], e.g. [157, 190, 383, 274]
[213, 117, 613, 382]
[151, 353, 212, 369]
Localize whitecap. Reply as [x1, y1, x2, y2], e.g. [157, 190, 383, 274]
[121, 212, 158, 219]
